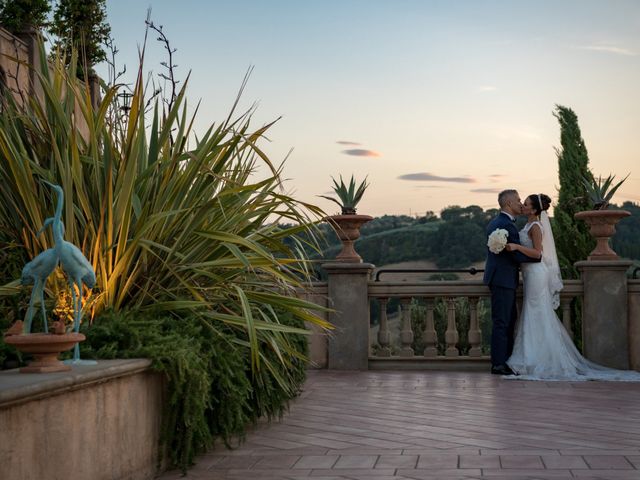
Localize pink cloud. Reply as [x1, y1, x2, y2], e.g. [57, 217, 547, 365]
[342, 149, 381, 157]
[471, 188, 501, 193]
[398, 172, 476, 183]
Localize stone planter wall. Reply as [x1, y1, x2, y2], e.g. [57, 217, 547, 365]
[0, 359, 163, 480]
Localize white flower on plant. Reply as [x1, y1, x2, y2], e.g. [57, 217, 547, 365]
[487, 228, 509, 254]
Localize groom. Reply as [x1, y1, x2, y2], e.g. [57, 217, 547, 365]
[483, 189, 541, 375]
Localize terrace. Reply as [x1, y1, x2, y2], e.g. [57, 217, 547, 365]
[158, 370, 640, 480]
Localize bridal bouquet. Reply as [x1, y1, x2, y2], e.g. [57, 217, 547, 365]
[487, 228, 508, 254]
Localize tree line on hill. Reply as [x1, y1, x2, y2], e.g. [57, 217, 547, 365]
[287, 201, 639, 271]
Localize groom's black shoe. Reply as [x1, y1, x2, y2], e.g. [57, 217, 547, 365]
[491, 364, 516, 376]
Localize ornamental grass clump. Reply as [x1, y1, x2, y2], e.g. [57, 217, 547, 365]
[0, 41, 330, 470]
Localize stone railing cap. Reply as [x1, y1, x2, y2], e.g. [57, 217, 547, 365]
[575, 260, 634, 269]
[321, 262, 375, 274]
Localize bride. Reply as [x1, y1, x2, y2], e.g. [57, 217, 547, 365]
[504, 193, 640, 381]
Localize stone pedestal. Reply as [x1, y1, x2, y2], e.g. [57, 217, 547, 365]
[323, 262, 374, 370]
[576, 260, 632, 369]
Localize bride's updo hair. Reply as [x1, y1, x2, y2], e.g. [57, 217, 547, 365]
[528, 193, 551, 215]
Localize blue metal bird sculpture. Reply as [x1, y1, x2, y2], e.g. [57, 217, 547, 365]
[19, 215, 71, 333]
[43, 181, 96, 362]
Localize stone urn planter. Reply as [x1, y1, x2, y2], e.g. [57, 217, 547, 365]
[4, 331, 86, 373]
[574, 209, 631, 260]
[326, 214, 373, 262]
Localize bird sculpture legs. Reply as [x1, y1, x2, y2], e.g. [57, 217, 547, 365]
[24, 279, 49, 334]
[71, 279, 82, 361]
[38, 281, 49, 334]
[65, 278, 96, 365]
[23, 279, 40, 334]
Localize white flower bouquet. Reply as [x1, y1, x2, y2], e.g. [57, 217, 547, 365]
[487, 228, 508, 254]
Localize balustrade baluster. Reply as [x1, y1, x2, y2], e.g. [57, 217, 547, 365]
[561, 296, 573, 338]
[423, 297, 437, 357]
[467, 297, 482, 357]
[445, 297, 459, 357]
[400, 297, 414, 356]
[377, 297, 391, 357]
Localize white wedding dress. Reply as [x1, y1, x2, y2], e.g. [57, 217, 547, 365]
[506, 219, 640, 381]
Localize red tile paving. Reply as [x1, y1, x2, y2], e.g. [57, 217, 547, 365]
[157, 370, 640, 479]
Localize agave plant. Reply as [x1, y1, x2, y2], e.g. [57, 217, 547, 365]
[319, 174, 369, 215]
[0, 42, 331, 370]
[581, 173, 629, 210]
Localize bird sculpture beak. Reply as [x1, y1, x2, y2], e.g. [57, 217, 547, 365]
[42, 180, 63, 194]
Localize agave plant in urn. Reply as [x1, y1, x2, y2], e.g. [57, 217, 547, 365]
[574, 173, 631, 260]
[320, 175, 372, 262]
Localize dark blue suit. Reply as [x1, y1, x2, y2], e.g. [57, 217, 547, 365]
[483, 212, 541, 367]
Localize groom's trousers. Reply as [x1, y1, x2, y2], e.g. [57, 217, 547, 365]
[489, 285, 518, 366]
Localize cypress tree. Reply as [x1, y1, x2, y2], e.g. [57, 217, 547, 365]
[50, 0, 110, 79]
[552, 105, 595, 277]
[552, 105, 596, 351]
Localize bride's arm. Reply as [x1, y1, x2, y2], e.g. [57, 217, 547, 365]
[506, 224, 542, 259]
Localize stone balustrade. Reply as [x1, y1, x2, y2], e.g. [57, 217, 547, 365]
[368, 280, 583, 362]
[301, 259, 636, 371]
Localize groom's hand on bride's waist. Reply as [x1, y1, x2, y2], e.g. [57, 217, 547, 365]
[506, 243, 542, 262]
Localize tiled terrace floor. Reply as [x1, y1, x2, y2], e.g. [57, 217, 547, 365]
[158, 370, 640, 480]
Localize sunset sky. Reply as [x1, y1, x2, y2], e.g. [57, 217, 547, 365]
[100, 0, 640, 217]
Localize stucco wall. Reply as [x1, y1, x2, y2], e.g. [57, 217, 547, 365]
[0, 26, 96, 139]
[0, 28, 30, 105]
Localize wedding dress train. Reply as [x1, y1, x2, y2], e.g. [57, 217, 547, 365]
[506, 220, 640, 381]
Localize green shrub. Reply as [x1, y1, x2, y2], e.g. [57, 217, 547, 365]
[80, 308, 308, 471]
[0, 229, 28, 368]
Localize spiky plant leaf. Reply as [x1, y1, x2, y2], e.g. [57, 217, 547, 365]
[319, 174, 369, 213]
[581, 173, 629, 210]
